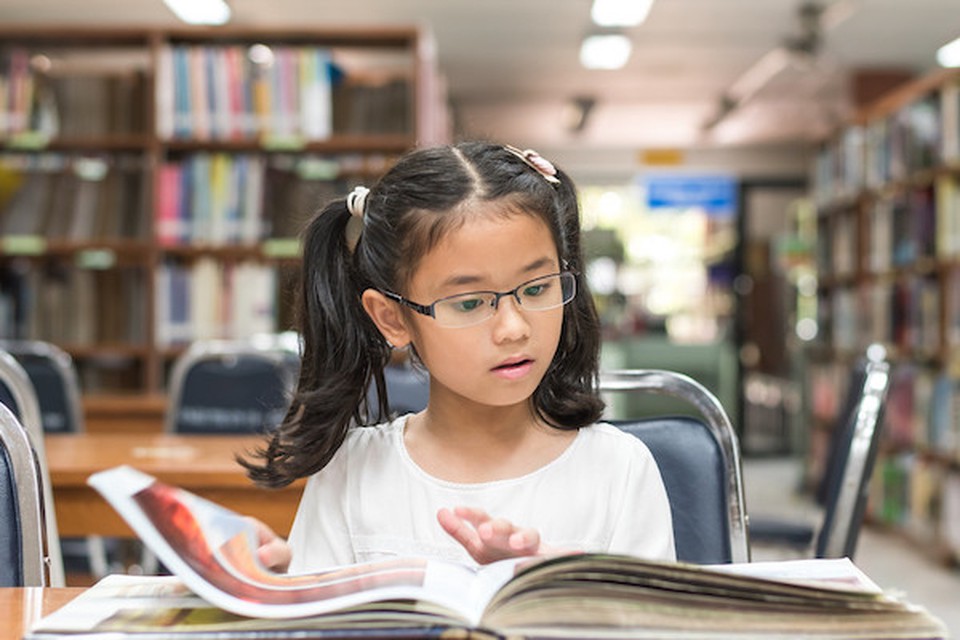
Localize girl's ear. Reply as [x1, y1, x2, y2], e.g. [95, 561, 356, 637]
[361, 289, 412, 349]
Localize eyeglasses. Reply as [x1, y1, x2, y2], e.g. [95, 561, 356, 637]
[381, 271, 577, 329]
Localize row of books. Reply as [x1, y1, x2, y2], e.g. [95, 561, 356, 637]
[155, 259, 279, 347]
[0, 46, 149, 139]
[812, 83, 955, 204]
[156, 154, 266, 246]
[0, 261, 147, 346]
[2, 43, 413, 143]
[155, 153, 351, 246]
[0, 153, 149, 240]
[868, 451, 960, 562]
[808, 358, 960, 458]
[818, 176, 960, 278]
[157, 43, 335, 141]
[869, 186, 937, 270]
[820, 277, 942, 356]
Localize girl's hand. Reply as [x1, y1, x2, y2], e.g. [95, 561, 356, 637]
[248, 517, 292, 573]
[437, 506, 545, 564]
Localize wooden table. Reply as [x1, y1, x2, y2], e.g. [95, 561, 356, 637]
[46, 433, 304, 538]
[1, 588, 83, 640]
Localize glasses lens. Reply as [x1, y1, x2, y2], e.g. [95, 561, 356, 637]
[519, 273, 576, 310]
[431, 273, 577, 328]
[434, 293, 496, 328]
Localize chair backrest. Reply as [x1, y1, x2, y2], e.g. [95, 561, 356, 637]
[0, 348, 64, 585]
[0, 350, 43, 435]
[600, 369, 749, 564]
[815, 346, 890, 559]
[0, 340, 84, 434]
[166, 339, 298, 434]
[366, 361, 430, 422]
[0, 402, 48, 586]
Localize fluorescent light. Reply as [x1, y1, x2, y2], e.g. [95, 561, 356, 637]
[163, 0, 231, 25]
[937, 36, 960, 68]
[580, 34, 632, 70]
[591, 0, 654, 27]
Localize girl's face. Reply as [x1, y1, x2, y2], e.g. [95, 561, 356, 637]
[401, 211, 564, 410]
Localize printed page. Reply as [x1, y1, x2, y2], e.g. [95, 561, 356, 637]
[707, 557, 884, 593]
[27, 574, 480, 637]
[87, 466, 502, 623]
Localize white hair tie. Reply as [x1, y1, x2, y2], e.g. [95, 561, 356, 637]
[347, 186, 370, 218]
[344, 186, 369, 252]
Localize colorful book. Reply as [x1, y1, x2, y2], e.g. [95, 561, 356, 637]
[25, 466, 947, 639]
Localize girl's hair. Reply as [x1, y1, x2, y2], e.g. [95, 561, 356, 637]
[241, 140, 604, 488]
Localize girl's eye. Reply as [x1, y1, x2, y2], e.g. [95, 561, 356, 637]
[452, 297, 485, 313]
[522, 283, 548, 297]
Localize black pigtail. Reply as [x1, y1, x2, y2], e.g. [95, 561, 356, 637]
[240, 199, 391, 488]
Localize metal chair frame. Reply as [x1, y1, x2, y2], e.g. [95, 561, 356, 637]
[0, 402, 48, 586]
[0, 349, 64, 585]
[748, 346, 890, 560]
[817, 353, 890, 559]
[599, 369, 750, 564]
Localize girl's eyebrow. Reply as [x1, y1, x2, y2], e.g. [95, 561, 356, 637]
[439, 256, 557, 289]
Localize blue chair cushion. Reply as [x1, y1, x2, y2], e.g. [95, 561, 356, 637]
[0, 442, 23, 587]
[175, 356, 291, 434]
[611, 417, 730, 564]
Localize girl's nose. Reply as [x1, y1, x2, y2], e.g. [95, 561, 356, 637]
[490, 295, 530, 343]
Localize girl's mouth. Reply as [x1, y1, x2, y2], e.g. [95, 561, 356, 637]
[492, 358, 534, 380]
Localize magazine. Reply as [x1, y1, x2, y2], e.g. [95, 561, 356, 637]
[27, 465, 948, 639]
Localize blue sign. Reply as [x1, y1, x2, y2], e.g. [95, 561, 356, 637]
[644, 174, 738, 216]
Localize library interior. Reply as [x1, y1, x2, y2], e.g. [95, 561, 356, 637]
[2, 0, 960, 637]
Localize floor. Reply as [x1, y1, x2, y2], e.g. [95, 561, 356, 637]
[743, 455, 960, 637]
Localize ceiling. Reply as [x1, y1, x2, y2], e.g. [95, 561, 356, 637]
[2, 0, 959, 157]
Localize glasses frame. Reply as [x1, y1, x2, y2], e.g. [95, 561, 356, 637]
[381, 271, 577, 328]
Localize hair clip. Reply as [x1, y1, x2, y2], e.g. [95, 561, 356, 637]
[503, 144, 561, 185]
[344, 185, 369, 252]
[346, 185, 370, 218]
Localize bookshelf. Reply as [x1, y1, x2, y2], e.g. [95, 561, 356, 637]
[0, 25, 444, 399]
[810, 66, 960, 564]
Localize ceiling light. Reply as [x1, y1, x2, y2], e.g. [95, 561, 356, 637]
[580, 34, 632, 70]
[163, 0, 231, 25]
[591, 0, 654, 27]
[937, 36, 960, 68]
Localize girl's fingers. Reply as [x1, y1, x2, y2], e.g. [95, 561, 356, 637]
[437, 508, 483, 554]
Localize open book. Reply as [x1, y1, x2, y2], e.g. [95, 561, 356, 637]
[28, 465, 947, 639]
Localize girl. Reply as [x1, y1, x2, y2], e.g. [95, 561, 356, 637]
[243, 141, 675, 572]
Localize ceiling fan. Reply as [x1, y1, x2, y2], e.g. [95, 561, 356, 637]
[702, 0, 859, 132]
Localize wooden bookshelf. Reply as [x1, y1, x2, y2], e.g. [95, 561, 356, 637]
[0, 25, 444, 397]
[810, 66, 960, 564]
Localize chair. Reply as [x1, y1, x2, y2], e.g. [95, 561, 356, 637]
[0, 349, 65, 586]
[165, 339, 298, 434]
[599, 369, 749, 564]
[0, 402, 49, 587]
[0, 340, 84, 434]
[366, 360, 430, 422]
[2, 339, 117, 581]
[748, 344, 891, 559]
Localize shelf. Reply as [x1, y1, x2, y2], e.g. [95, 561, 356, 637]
[0, 24, 440, 395]
[810, 65, 960, 567]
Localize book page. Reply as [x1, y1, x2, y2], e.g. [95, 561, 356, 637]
[707, 557, 883, 593]
[87, 465, 501, 622]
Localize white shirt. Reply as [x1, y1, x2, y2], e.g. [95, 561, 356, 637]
[287, 416, 676, 572]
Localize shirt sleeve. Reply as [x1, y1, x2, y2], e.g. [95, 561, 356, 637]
[286, 442, 356, 573]
[605, 437, 677, 562]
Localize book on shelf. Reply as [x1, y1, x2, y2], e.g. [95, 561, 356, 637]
[158, 43, 334, 141]
[0, 153, 148, 242]
[26, 465, 948, 639]
[155, 260, 278, 347]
